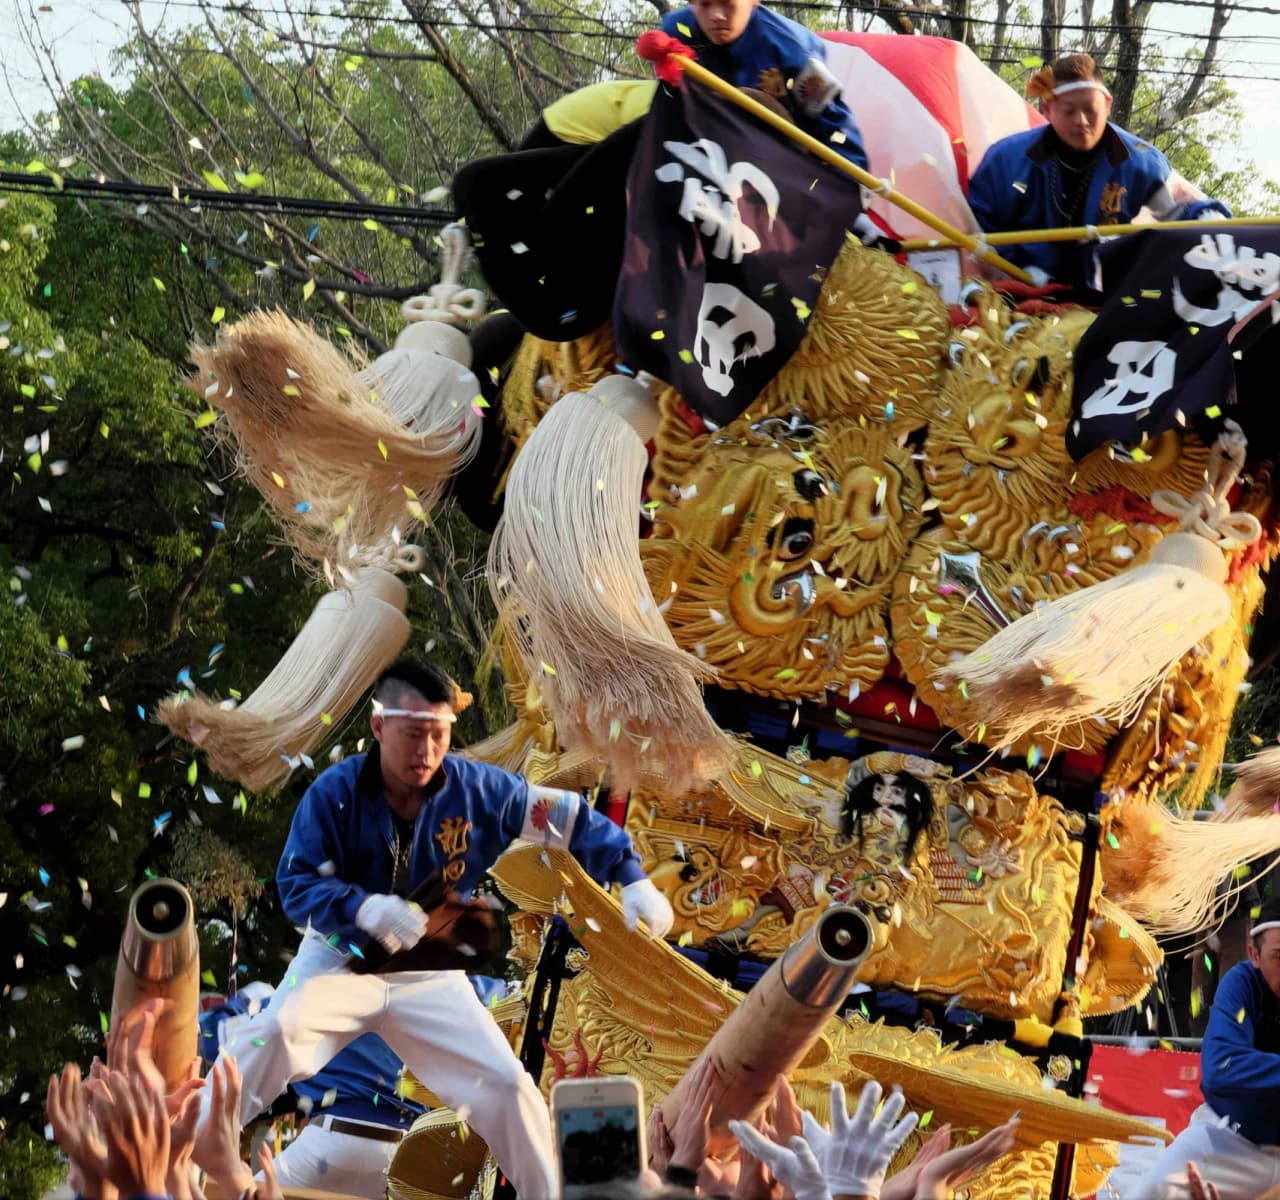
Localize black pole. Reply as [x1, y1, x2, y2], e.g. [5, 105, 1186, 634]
[493, 917, 575, 1200]
[1049, 794, 1103, 1200]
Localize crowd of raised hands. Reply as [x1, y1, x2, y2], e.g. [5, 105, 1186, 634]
[48, 1000, 1021, 1200]
[46, 999, 280, 1200]
[645, 1059, 1021, 1200]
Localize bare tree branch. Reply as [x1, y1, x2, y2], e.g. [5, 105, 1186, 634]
[401, 0, 517, 150]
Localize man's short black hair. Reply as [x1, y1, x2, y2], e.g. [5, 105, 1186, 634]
[373, 658, 457, 708]
[1252, 893, 1280, 950]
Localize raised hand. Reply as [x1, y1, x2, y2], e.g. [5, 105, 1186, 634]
[800, 1080, 919, 1200]
[912, 1117, 1019, 1200]
[729, 1121, 830, 1200]
[647, 1106, 675, 1176]
[258, 1141, 286, 1200]
[769, 1075, 805, 1146]
[1187, 1161, 1223, 1200]
[880, 1124, 953, 1200]
[192, 1055, 254, 1198]
[97, 1069, 171, 1199]
[47, 1064, 112, 1199]
[668, 1058, 721, 1173]
[167, 1082, 204, 1200]
[730, 1117, 786, 1200]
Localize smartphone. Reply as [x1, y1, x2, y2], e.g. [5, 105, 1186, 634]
[551, 1075, 647, 1197]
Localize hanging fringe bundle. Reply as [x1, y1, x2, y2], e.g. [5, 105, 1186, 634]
[1101, 794, 1280, 935]
[191, 310, 481, 570]
[933, 421, 1263, 749]
[488, 376, 732, 793]
[159, 565, 414, 792]
[1221, 744, 1280, 819]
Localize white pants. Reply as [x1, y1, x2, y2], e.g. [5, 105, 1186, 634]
[1130, 1104, 1280, 1199]
[266, 1122, 398, 1200]
[205, 933, 557, 1199]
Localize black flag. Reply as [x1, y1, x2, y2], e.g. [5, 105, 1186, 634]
[611, 79, 863, 427]
[1068, 226, 1280, 461]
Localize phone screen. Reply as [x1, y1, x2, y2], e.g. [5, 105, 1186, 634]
[556, 1102, 641, 1186]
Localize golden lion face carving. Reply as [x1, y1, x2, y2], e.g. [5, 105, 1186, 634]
[643, 411, 924, 699]
[923, 298, 1093, 560]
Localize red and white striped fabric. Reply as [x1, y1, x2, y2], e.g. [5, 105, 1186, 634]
[820, 32, 1204, 243]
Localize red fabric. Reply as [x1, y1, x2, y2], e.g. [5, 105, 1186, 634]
[1088, 1044, 1203, 1134]
[819, 33, 1046, 193]
[821, 33, 969, 183]
[1068, 487, 1174, 528]
[635, 31, 694, 85]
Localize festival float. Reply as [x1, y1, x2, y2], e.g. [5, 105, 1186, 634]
[158, 28, 1280, 1200]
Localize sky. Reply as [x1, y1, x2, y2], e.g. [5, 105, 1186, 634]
[0, 0, 1277, 191]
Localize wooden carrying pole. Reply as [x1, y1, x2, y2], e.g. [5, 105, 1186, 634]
[671, 55, 1035, 285]
[901, 214, 1280, 253]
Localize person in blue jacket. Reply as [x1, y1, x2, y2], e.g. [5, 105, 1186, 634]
[968, 52, 1230, 287]
[1133, 894, 1280, 1198]
[660, 0, 869, 173]
[195, 657, 674, 1200]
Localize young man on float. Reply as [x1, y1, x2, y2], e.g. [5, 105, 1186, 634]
[1133, 893, 1280, 1198]
[660, 0, 869, 170]
[969, 53, 1230, 286]
[194, 658, 674, 1199]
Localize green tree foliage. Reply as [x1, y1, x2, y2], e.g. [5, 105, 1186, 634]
[0, 169, 509, 1197]
[0, 185, 305, 1198]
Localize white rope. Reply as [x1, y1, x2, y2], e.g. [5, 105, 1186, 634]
[401, 223, 487, 325]
[1150, 419, 1262, 548]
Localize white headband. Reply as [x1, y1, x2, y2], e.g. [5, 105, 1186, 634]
[1052, 80, 1111, 99]
[372, 700, 457, 723]
[1251, 920, 1280, 938]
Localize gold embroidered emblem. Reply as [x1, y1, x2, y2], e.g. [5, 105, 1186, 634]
[1099, 181, 1127, 224]
[435, 816, 473, 858]
[757, 67, 787, 100]
[442, 859, 466, 883]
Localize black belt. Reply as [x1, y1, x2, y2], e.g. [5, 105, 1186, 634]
[314, 1115, 406, 1143]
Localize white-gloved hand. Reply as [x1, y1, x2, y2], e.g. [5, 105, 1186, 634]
[1025, 265, 1052, 287]
[801, 1080, 919, 1199]
[354, 894, 428, 954]
[729, 1122, 831, 1200]
[621, 878, 674, 940]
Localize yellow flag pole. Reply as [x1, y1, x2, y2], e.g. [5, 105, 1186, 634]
[672, 55, 1035, 285]
[901, 214, 1280, 253]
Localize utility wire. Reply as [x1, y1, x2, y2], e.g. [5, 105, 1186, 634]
[135, 0, 1280, 29]
[84, 0, 1280, 83]
[0, 170, 455, 225]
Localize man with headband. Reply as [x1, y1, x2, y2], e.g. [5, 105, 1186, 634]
[1132, 892, 1280, 1198]
[968, 52, 1229, 287]
[194, 657, 674, 1198]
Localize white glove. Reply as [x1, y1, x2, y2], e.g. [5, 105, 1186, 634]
[801, 1080, 919, 1199]
[729, 1122, 831, 1200]
[621, 878, 674, 940]
[355, 893, 428, 954]
[1025, 265, 1051, 287]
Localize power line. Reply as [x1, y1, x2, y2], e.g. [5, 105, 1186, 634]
[150, 0, 1280, 29]
[0, 170, 455, 225]
[83, 0, 1280, 84]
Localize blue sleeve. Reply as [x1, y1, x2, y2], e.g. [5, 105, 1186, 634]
[810, 92, 868, 172]
[968, 147, 1007, 233]
[1202, 968, 1280, 1100]
[569, 802, 647, 887]
[1186, 197, 1233, 219]
[497, 775, 646, 886]
[275, 770, 368, 945]
[660, 6, 694, 38]
[776, 20, 868, 171]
